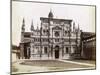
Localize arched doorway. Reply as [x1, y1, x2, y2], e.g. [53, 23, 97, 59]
[23, 43, 30, 59]
[55, 45, 59, 59]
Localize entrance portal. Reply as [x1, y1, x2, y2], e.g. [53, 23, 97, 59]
[24, 43, 30, 59]
[55, 45, 59, 59]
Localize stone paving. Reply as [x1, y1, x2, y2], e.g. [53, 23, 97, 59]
[12, 59, 96, 74]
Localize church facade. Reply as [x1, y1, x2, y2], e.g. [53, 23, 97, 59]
[20, 10, 82, 59]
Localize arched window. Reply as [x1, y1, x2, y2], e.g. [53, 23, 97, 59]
[43, 30, 45, 34]
[65, 31, 67, 35]
[66, 47, 69, 53]
[55, 31, 60, 37]
[44, 47, 47, 54]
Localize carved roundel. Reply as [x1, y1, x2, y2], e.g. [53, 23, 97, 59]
[55, 31, 60, 37]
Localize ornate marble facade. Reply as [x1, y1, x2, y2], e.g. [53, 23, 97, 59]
[20, 10, 82, 59]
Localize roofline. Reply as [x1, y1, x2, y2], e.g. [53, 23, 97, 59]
[82, 31, 96, 34]
[40, 17, 72, 22]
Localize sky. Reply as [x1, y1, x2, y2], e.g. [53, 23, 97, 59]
[12, 1, 95, 46]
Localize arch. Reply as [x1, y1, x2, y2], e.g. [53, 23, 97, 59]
[55, 45, 59, 59]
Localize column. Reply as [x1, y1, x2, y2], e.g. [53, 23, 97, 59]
[20, 43, 24, 59]
[30, 42, 33, 59]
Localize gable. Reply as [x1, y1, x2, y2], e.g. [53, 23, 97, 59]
[52, 26, 62, 30]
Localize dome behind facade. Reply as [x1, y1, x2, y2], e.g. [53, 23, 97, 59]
[48, 10, 53, 18]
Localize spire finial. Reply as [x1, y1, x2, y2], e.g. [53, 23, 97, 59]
[22, 18, 25, 32]
[73, 21, 75, 32]
[23, 18, 25, 24]
[30, 20, 34, 31]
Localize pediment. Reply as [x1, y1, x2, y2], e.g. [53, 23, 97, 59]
[52, 26, 62, 30]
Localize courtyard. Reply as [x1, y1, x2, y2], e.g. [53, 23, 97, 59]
[12, 59, 96, 74]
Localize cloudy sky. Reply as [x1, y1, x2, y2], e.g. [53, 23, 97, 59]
[12, 1, 95, 46]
